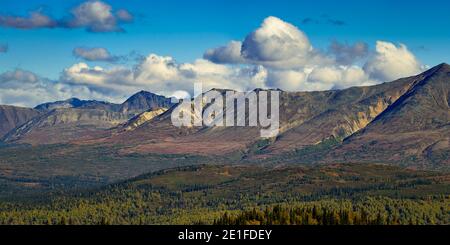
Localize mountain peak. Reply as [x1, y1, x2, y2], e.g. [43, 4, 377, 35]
[120, 91, 174, 116]
[66, 97, 81, 101]
[358, 62, 450, 134]
[131, 90, 158, 97]
[436, 62, 450, 72]
[424, 63, 450, 77]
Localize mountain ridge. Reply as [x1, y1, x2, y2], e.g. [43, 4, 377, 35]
[0, 63, 448, 167]
[35, 98, 121, 112]
[1, 91, 175, 145]
[327, 63, 449, 166]
[119, 90, 174, 116]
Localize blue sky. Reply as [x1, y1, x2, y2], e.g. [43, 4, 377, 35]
[1, 0, 449, 79]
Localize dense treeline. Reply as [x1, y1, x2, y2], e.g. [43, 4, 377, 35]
[214, 197, 449, 225]
[0, 187, 225, 225]
[0, 164, 448, 225]
[0, 195, 447, 225]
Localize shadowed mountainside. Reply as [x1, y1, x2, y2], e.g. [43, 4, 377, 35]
[119, 90, 174, 117]
[327, 63, 450, 166]
[34, 98, 121, 112]
[0, 105, 41, 138]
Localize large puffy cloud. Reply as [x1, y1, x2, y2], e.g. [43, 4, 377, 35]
[266, 66, 375, 92]
[204, 16, 330, 69]
[364, 41, 422, 81]
[73, 47, 118, 62]
[0, 69, 107, 107]
[308, 66, 375, 90]
[55, 54, 267, 102]
[61, 62, 133, 100]
[60, 54, 268, 102]
[0, 1, 133, 32]
[203, 41, 244, 64]
[60, 51, 379, 99]
[204, 16, 423, 91]
[241, 16, 313, 63]
[67, 1, 133, 32]
[267, 70, 309, 91]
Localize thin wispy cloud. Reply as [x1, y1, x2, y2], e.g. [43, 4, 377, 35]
[301, 15, 346, 26]
[0, 11, 57, 29]
[411, 45, 429, 52]
[73, 47, 144, 64]
[73, 47, 119, 62]
[327, 19, 346, 26]
[0, 44, 8, 53]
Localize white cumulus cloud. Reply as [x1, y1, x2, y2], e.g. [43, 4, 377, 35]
[203, 41, 244, 64]
[364, 41, 422, 81]
[0, 16, 426, 107]
[204, 16, 332, 69]
[0, 1, 133, 33]
[241, 16, 313, 63]
[59, 54, 269, 103]
[204, 16, 424, 92]
[0, 69, 107, 107]
[67, 0, 132, 32]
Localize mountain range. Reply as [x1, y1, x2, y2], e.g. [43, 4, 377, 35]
[1, 91, 174, 144]
[0, 63, 449, 168]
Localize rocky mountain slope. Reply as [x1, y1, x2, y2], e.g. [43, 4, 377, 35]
[120, 108, 169, 132]
[94, 64, 449, 167]
[102, 67, 427, 156]
[1, 91, 174, 145]
[2, 108, 130, 144]
[327, 63, 450, 166]
[0, 105, 41, 138]
[0, 64, 448, 166]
